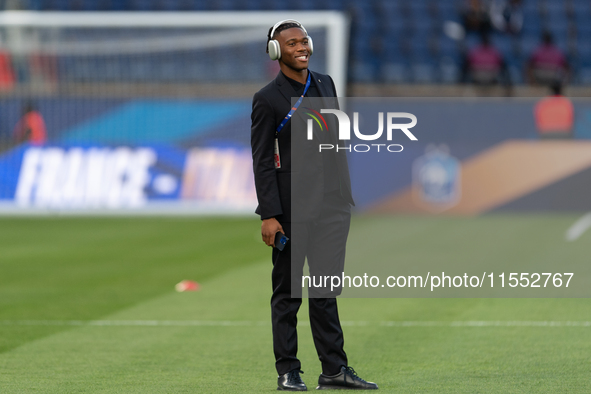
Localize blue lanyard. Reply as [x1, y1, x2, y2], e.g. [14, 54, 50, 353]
[276, 71, 312, 135]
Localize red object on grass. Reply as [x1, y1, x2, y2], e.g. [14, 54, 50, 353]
[175, 280, 200, 292]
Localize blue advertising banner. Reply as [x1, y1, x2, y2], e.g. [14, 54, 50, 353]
[2, 96, 591, 214]
[0, 144, 257, 214]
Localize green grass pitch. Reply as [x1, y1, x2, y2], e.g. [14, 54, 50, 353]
[0, 215, 590, 393]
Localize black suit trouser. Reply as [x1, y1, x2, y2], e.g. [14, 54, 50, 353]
[271, 191, 350, 376]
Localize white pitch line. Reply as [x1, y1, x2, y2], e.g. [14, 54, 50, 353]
[0, 320, 590, 327]
[0, 320, 268, 327]
[565, 212, 591, 241]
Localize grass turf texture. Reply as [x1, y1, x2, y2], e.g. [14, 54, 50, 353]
[0, 215, 590, 393]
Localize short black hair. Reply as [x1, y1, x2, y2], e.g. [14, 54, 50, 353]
[266, 22, 304, 53]
[23, 101, 35, 114]
[550, 80, 562, 95]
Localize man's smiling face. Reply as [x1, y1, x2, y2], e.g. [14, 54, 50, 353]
[276, 27, 310, 72]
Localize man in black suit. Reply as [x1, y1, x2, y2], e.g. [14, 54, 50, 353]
[250, 19, 378, 391]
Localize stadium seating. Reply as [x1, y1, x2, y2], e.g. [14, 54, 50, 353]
[16, 0, 591, 85]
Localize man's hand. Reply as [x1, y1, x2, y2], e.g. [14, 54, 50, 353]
[261, 218, 284, 247]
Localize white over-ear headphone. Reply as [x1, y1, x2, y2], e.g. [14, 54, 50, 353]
[267, 19, 314, 61]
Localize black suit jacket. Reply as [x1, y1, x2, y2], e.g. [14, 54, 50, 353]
[251, 70, 354, 223]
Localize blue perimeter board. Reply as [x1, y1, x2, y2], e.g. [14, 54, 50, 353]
[59, 99, 252, 145]
[2, 98, 591, 208]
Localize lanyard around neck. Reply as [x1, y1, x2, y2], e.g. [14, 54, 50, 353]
[276, 71, 312, 135]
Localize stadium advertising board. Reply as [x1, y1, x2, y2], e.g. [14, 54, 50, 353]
[0, 144, 256, 213]
[2, 97, 591, 215]
[0, 98, 257, 213]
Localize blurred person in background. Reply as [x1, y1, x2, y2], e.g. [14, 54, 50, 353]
[12, 101, 47, 145]
[534, 81, 574, 139]
[526, 31, 570, 86]
[460, 33, 510, 87]
[489, 0, 523, 35]
[461, 0, 492, 36]
[0, 49, 15, 91]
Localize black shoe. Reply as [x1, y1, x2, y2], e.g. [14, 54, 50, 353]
[278, 369, 307, 391]
[316, 366, 378, 390]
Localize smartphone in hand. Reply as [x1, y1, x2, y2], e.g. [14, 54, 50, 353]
[274, 232, 289, 251]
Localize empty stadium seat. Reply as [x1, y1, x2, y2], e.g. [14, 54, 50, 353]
[380, 61, 409, 83]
